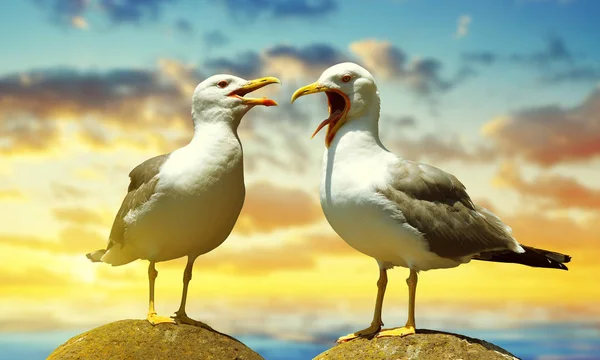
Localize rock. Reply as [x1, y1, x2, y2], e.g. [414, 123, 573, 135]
[314, 329, 519, 360]
[48, 319, 264, 360]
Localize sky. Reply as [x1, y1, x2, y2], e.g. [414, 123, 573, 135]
[1, 0, 600, 359]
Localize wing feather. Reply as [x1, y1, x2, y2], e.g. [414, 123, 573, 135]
[105, 154, 169, 249]
[377, 160, 518, 259]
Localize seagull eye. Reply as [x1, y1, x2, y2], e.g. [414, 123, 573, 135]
[341, 75, 352, 83]
[217, 80, 228, 88]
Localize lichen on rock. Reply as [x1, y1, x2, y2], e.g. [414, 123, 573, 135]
[314, 329, 519, 360]
[48, 319, 263, 360]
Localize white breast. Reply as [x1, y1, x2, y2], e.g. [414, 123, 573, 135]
[125, 123, 245, 262]
[319, 130, 461, 271]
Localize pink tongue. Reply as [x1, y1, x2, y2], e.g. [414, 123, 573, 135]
[311, 109, 344, 138]
[329, 108, 343, 119]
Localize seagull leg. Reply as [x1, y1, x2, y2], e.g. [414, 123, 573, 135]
[337, 267, 388, 343]
[147, 261, 176, 325]
[171, 256, 214, 330]
[377, 269, 417, 338]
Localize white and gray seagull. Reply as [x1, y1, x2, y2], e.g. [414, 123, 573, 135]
[87, 74, 280, 327]
[291, 62, 571, 342]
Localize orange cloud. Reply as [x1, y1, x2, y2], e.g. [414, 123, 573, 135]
[199, 233, 356, 275]
[0, 60, 199, 156]
[494, 162, 600, 210]
[482, 89, 600, 166]
[235, 182, 323, 234]
[349, 39, 467, 96]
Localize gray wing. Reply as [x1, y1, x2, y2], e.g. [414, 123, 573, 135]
[106, 154, 170, 248]
[377, 160, 516, 259]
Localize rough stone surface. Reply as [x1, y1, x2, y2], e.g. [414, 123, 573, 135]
[48, 319, 264, 360]
[314, 329, 520, 360]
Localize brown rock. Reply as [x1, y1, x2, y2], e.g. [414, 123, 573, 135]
[48, 319, 264, 360]
[314, 329, 519, 360]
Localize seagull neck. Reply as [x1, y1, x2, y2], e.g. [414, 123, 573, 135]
[191, 107, 243, 133]
[189, 109, 241, 147]
[328, 101, 383, 155]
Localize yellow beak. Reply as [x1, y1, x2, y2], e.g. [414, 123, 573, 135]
[231, 76, 281, 106]
[290, 81, 350, 147]
[290, 82, 327, 103]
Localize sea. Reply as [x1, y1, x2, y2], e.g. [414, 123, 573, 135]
[1, 322, 599, 360]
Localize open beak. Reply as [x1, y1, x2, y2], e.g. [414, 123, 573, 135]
[230, 76, 280, 106]
[291, 82, 350, 147]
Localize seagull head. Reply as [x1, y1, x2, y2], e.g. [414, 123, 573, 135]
[192, 74, 280, 124]
[290, 62, 378, 147]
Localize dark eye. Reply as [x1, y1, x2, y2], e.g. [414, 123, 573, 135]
[217, 80, 228, 88]
[341, 75, 352, 83]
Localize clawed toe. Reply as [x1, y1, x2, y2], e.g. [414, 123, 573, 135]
[171, 312, 214, 330]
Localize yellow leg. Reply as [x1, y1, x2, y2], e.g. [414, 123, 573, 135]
[337, 267, 388, 343]
[147, 261, 176, 325]
[171, 257, 213, 330]
[377, 269, 417, 338]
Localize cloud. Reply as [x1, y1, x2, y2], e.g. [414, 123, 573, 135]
[349, 39, 406, 78]
[70, 15, 88, 29]
[494, 162, 600, 210]
[0, 189, 25, 200]
[462, 51, 499, 66]
[240, 96, 317, 174]
[385, 132, 498, 164]
[51, 182, 88, 199]
[173, 18, 193, 36]
[0, 61, 200, 155]
[349, 39, 470, 96]
[510, 36, 573, 67]
[271, 0, 337, 17]
[207, 40, 468, 97]
[200, 233, 355, 275]
[33, 0, 178, 27]
[0, 226, 105, 256]
[205, 43, 348, 80]
[461, 37, 598, 84]
[1, 266, 74, 287]
[502, 212, 599, 250]
[540, 66, 600, 84]
[235, 182, 322, 234]
[205, 51, 264, 79]
[390, 115, 417, 128]
[482, 88, 600, 166]
[454, 15, 472, 39]
[216, 0, 337, 20]
[203, 30, 230, 49]
[52, 207, 107, 226]
[0, 116, 59, 155]
[99, 0, 178, 23]
[59, 225, 106, 254]
[0, 67, 179, 120]
[461, 37, 573, 68]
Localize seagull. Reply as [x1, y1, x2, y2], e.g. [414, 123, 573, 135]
[87, 74, 280, 327]
[290, 62, 571, 343]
